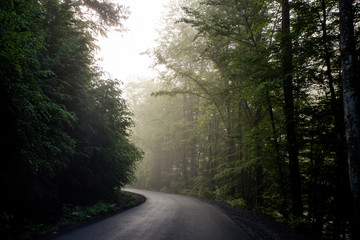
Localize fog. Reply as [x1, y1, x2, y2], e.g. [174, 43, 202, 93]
[96, 0, 168, 83]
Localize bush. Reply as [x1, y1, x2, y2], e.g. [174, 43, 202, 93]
[226, 198, 247, 208]
[21, 190, 139, 239]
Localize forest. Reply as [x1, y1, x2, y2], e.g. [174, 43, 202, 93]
[1, 0, 360, 239]
[128, 0, 360, 239]
[0, 0, 142, 239]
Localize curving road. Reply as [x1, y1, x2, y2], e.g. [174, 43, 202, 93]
[54, 188, 253, 240]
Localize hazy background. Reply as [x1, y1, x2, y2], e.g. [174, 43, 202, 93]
[96, 0, 168, 83]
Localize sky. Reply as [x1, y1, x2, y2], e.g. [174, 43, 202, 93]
[96, 0, 169, 83]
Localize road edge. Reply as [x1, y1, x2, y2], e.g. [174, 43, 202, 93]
[197, 198, 310, 240]
[38, 192, 146, 240]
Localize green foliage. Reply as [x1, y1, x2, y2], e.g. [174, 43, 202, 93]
[21, 190, 138, 239]
[0, 0, 141, 239]
[130, 0, 356, 239]
[60, 202, 117, 225]
[226, 198, 247, 208]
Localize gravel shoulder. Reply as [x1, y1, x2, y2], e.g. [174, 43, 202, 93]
[200, 198, 311, 240]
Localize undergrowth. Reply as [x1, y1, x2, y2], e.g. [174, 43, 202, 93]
[20, 190, 138, 239]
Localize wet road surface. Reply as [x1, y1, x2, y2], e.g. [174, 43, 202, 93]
[54, 188, 253, 240]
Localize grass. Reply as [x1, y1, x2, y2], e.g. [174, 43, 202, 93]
[20, 190, 140, 239]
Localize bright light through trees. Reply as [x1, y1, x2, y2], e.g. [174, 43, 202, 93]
[96, 0, 169, 83]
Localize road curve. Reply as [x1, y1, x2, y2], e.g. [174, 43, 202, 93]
[54, 188, 253, 240]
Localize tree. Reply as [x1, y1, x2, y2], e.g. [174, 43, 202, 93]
[129, 0, 359, 238]
[0, 0, 141, 238]
[281, 0, 303, 218]
[338, 0, 360, 237]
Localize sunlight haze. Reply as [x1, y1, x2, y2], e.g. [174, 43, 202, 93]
[96, 0, 168, 83]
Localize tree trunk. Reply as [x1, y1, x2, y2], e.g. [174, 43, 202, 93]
[266, 90, 289, 217]
[281, 0, 303, 217]
[238, 102, 243, 161]
[188, 94, 197, 180]
[320, 0, 352, 237]
[338, 0, 360, 237]
[256, 164, 264, 207]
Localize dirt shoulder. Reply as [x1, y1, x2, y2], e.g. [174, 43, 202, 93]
[201, 198, 311, 240]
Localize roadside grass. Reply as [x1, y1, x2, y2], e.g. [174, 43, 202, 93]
[20, 190, 140, 239]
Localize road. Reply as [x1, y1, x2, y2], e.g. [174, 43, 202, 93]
[54, 188, 253, 240]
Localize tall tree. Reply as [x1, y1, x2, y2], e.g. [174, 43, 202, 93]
[281, 0, 303, 217]
[338, 0, 360, 237]
[130, 0, 359, 238]
[0, 1, 141, 238]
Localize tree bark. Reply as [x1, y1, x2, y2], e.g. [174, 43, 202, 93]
[338, 0, 360, 237]
[281, 0, 303, 217]
[256, 164, 264, 207]
[320, 0, 352, 237]
[266, 91, 289, 217]
[182, 94, 189, 188]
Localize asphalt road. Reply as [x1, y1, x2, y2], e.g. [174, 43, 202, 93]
[54, 188, 253, 240]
